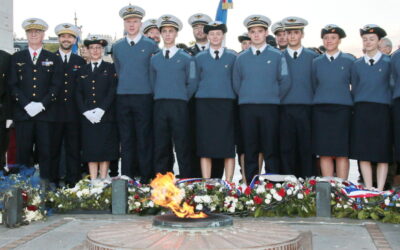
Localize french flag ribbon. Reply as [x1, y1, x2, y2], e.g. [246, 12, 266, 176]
[249, 173, 284, 188]
[340, 186, 391, 198]
[176, 178, 237, 193]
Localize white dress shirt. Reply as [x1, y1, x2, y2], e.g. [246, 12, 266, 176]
[126, 33, 142, 45]
[28, 47, 43, 63]
[210, 47, 224, 59]
[163, 46, 179, 58]
[325, 51, 341, 61]
[251, 43, 267, 55]
[287, 46, 303, 58]
[91, 59, 102, 71]
[59, 49, 72, 63]
[364, 51, 382, 65]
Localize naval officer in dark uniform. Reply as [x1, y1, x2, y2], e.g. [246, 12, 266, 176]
[76, 35, 118, 182]
[8, 18, 62, 187]
[0, 49, 11, 169]
[51, 23, 86, 186]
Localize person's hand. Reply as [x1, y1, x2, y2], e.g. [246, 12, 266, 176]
[24, 102, 36, 117]
[92, 108, 105, 123]
[30, 102, 45, 116]
[83, 110, 97, 124]
[6, 120, 13, 128]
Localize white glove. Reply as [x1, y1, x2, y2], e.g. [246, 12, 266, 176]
[6, 120, 13, 128]
[24, 102, 36, 117]
[83, 110, 97, 124]
[92, 108, 105, 123]
[30, 102, 45, 116]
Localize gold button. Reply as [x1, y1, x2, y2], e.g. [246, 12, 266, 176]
[33, 85, 37, 88]
[65, 73, 68, 76]
[33, 69, 37, 72]
[92, 80, 95, 83]
[33, 77, 37, 80]
[32, 93, 36, 96]
[64, 98, 67, 101]
[92, 93, 95, 96]
[16, 98, 19, 101]
[65, 90, 68, 93]
[65, 81, 68, 84]
[93, 100, 96, 104]
[92, 87, 95, 90]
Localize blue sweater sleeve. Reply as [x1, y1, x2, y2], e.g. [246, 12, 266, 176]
[278, 55, 291, 99]
[186, 58, 197, 99]
[111, 45, 120, 75]
[311, 58, 318, 91]
[233, 58, 241, 94]
[149, 59, 156, 93]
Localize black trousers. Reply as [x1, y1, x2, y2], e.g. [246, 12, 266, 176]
[0, 120, 9, 168]
[51, 122, 81, 186]
[280, 105, 314, 178]
[154, 100, 191, 178]
[117, 95, 153, 183]
[240, 104, 280, 183]
[15, 120, 52, 180]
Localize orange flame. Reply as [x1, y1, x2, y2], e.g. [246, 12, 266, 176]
[150, 172, 208, 219]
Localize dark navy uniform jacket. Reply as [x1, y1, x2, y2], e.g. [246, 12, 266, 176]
[75, 61, 117, 123]
[54, 51, 86, 122]
[8, 49, 62, 122]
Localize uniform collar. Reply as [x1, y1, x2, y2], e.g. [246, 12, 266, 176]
[91, 59, 102, 71]
[287, 46, 303, 58]
[58, 49, 72, 63]
[325, 50, 341, 61]
[163, 46, 179, 58]
[251, 43, 267, 55]
[126, 33, 142, 45]
[209, 47, 224, 59]
[196, 42, 209, 51]
[364, 51, 382, 65]
[28, 46, 42, 60]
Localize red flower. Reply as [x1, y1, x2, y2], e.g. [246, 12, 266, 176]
[304, 188, 311, 195]
[309, 180, 317, 186]
[287, 183, 295, 188]
[278, 188, 286, 197]
[253, 196, 263, 205]
[255, 180, 261, 185]
[244, 186, 252, 195]
[27, 205, 38, 211]
[134, 194, 139, 199]
[265, 183, 274, 189]
[233, 194, 239, 198]
[206, 184, 214, 190]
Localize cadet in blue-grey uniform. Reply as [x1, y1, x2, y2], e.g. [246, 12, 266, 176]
[280, 17, 319, 178]
[142, 18, 161, 44]
[392, 47, 400, 184]
[150, 15, 196, 178]
[51, 23, 86, 186]
[238, 32, 251, 52]
[194, 21, 237, 182]
[271, 22, 287, 51]
[351, 25, 392, 191]
[8, 18, 62, 188]
[112, 5, 159, 183]
[76, 35, 118, 183]
[233, 15, 291, 184]
[312, 25, 355, 180]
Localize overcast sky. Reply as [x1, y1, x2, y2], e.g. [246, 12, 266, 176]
[13, 0, 400, 56]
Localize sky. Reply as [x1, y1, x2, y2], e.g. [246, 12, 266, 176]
[13, 0, 400, 56]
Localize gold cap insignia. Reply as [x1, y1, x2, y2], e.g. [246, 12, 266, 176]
[63, 24, 71, 28]
[251, 17, 260, 21]
[28, 19, 36, 24]
[287, 18, 297, 23]
[195, 15, 203, 19]
[162, 16, 171, 21]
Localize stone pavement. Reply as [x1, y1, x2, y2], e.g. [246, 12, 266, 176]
[0, 215, 399, 249]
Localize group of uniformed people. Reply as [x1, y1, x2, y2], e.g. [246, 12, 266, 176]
[1, 4, 400, 191]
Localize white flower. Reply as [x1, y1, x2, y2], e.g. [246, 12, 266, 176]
[148, 201, 154, 208]
[297, 193, 304, 199]
[396, 203, 400, 207]
[58, 204, 63, 208]
[228, 206, 236, 213]
[336, 204, 342, 208]
[210, 206, 216, 212]
[179, 183, 185, 188]
[134, 201, 141, 207]
[256, 185, 266, 194]
[194, 196, 202, 203]
[343, 205, 349, 209]
[245, 200, 254, 206]
[76, 191, 82, 198]
[141, 187, 150, 193]
[265, 199, 271, 204]
[265, 194, 272, 200]
[82, 189, 90, 196]
[273, 194, 282, 201]
[270, 189, 277, 194]
[384, 198, 390, 206]
[104, 199, 109, 204]
[287, 189, 293, 196]
[275, 183, 282, 188]
[202, 195, 212, 204]
[196, 204, 203, 210]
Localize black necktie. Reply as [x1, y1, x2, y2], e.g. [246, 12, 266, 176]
[330, 56, 334, 62]
[130, 41, 135, 46]
[93, 62, 98, 72]
[165, 50, 170, 59]
[369, 59, 374, 66]
[214, 50, 220, 60]
[201, 46, 205, 51]
[256, 50, 261, 56]
[64, 55, 68, 64]
[293, 51, 298, 59]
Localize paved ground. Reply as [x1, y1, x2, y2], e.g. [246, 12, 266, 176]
[0, 214, 399, 249]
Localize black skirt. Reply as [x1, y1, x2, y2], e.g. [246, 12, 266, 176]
[81, 120, 119, 162]
[196, 98, 235, 158]
[351, 102, 392, 163]
[312, 104, 352, 157]
[393, 98, 400, 161]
